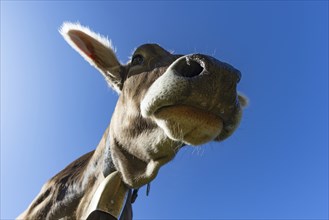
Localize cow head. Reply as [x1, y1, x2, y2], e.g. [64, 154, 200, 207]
[60, 23, 247, 188]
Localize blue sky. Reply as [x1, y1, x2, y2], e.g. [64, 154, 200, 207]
[1, 1, 328, 219]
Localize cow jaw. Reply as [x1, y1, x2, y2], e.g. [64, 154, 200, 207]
[109, 105, 223, 188]
[109, 118, 183, 188]
[154, 105, 224, 145]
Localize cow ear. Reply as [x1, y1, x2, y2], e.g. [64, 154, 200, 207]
[60, 22, 123, 93]
[238, 93, 248, 108]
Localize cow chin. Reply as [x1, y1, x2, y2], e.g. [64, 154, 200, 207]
[153, 105, 224, 145]
[110, 137, 178, 188]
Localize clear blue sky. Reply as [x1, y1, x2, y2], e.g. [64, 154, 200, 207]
[1, 1, 328, 219]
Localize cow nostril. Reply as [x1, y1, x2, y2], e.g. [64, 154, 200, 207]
[174, 58, 204, 78]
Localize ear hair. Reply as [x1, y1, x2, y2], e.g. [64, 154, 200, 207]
[59, 22, 123, 93]
[59, 22, 116, 61]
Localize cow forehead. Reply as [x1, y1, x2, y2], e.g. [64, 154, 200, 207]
[125, 44, 176, 79]
[132, 44, 172, 58]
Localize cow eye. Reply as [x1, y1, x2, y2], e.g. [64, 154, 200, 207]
[132, 54, 144, 66]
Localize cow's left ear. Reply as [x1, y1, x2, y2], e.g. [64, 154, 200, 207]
[238, 93, 248, 108]
[60, 22, 123, 93]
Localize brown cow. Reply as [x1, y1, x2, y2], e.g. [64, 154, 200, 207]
[17, 22, 247, 220]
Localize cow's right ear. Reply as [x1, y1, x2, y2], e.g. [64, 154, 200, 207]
[60, 22, 123, 93]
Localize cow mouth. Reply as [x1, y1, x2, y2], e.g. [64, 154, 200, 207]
[153, 104, 224, 145]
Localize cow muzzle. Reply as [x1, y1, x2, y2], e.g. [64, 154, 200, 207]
[141, 54, 242, 145]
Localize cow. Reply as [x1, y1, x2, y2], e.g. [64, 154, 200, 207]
[17, 22, 247, 220]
